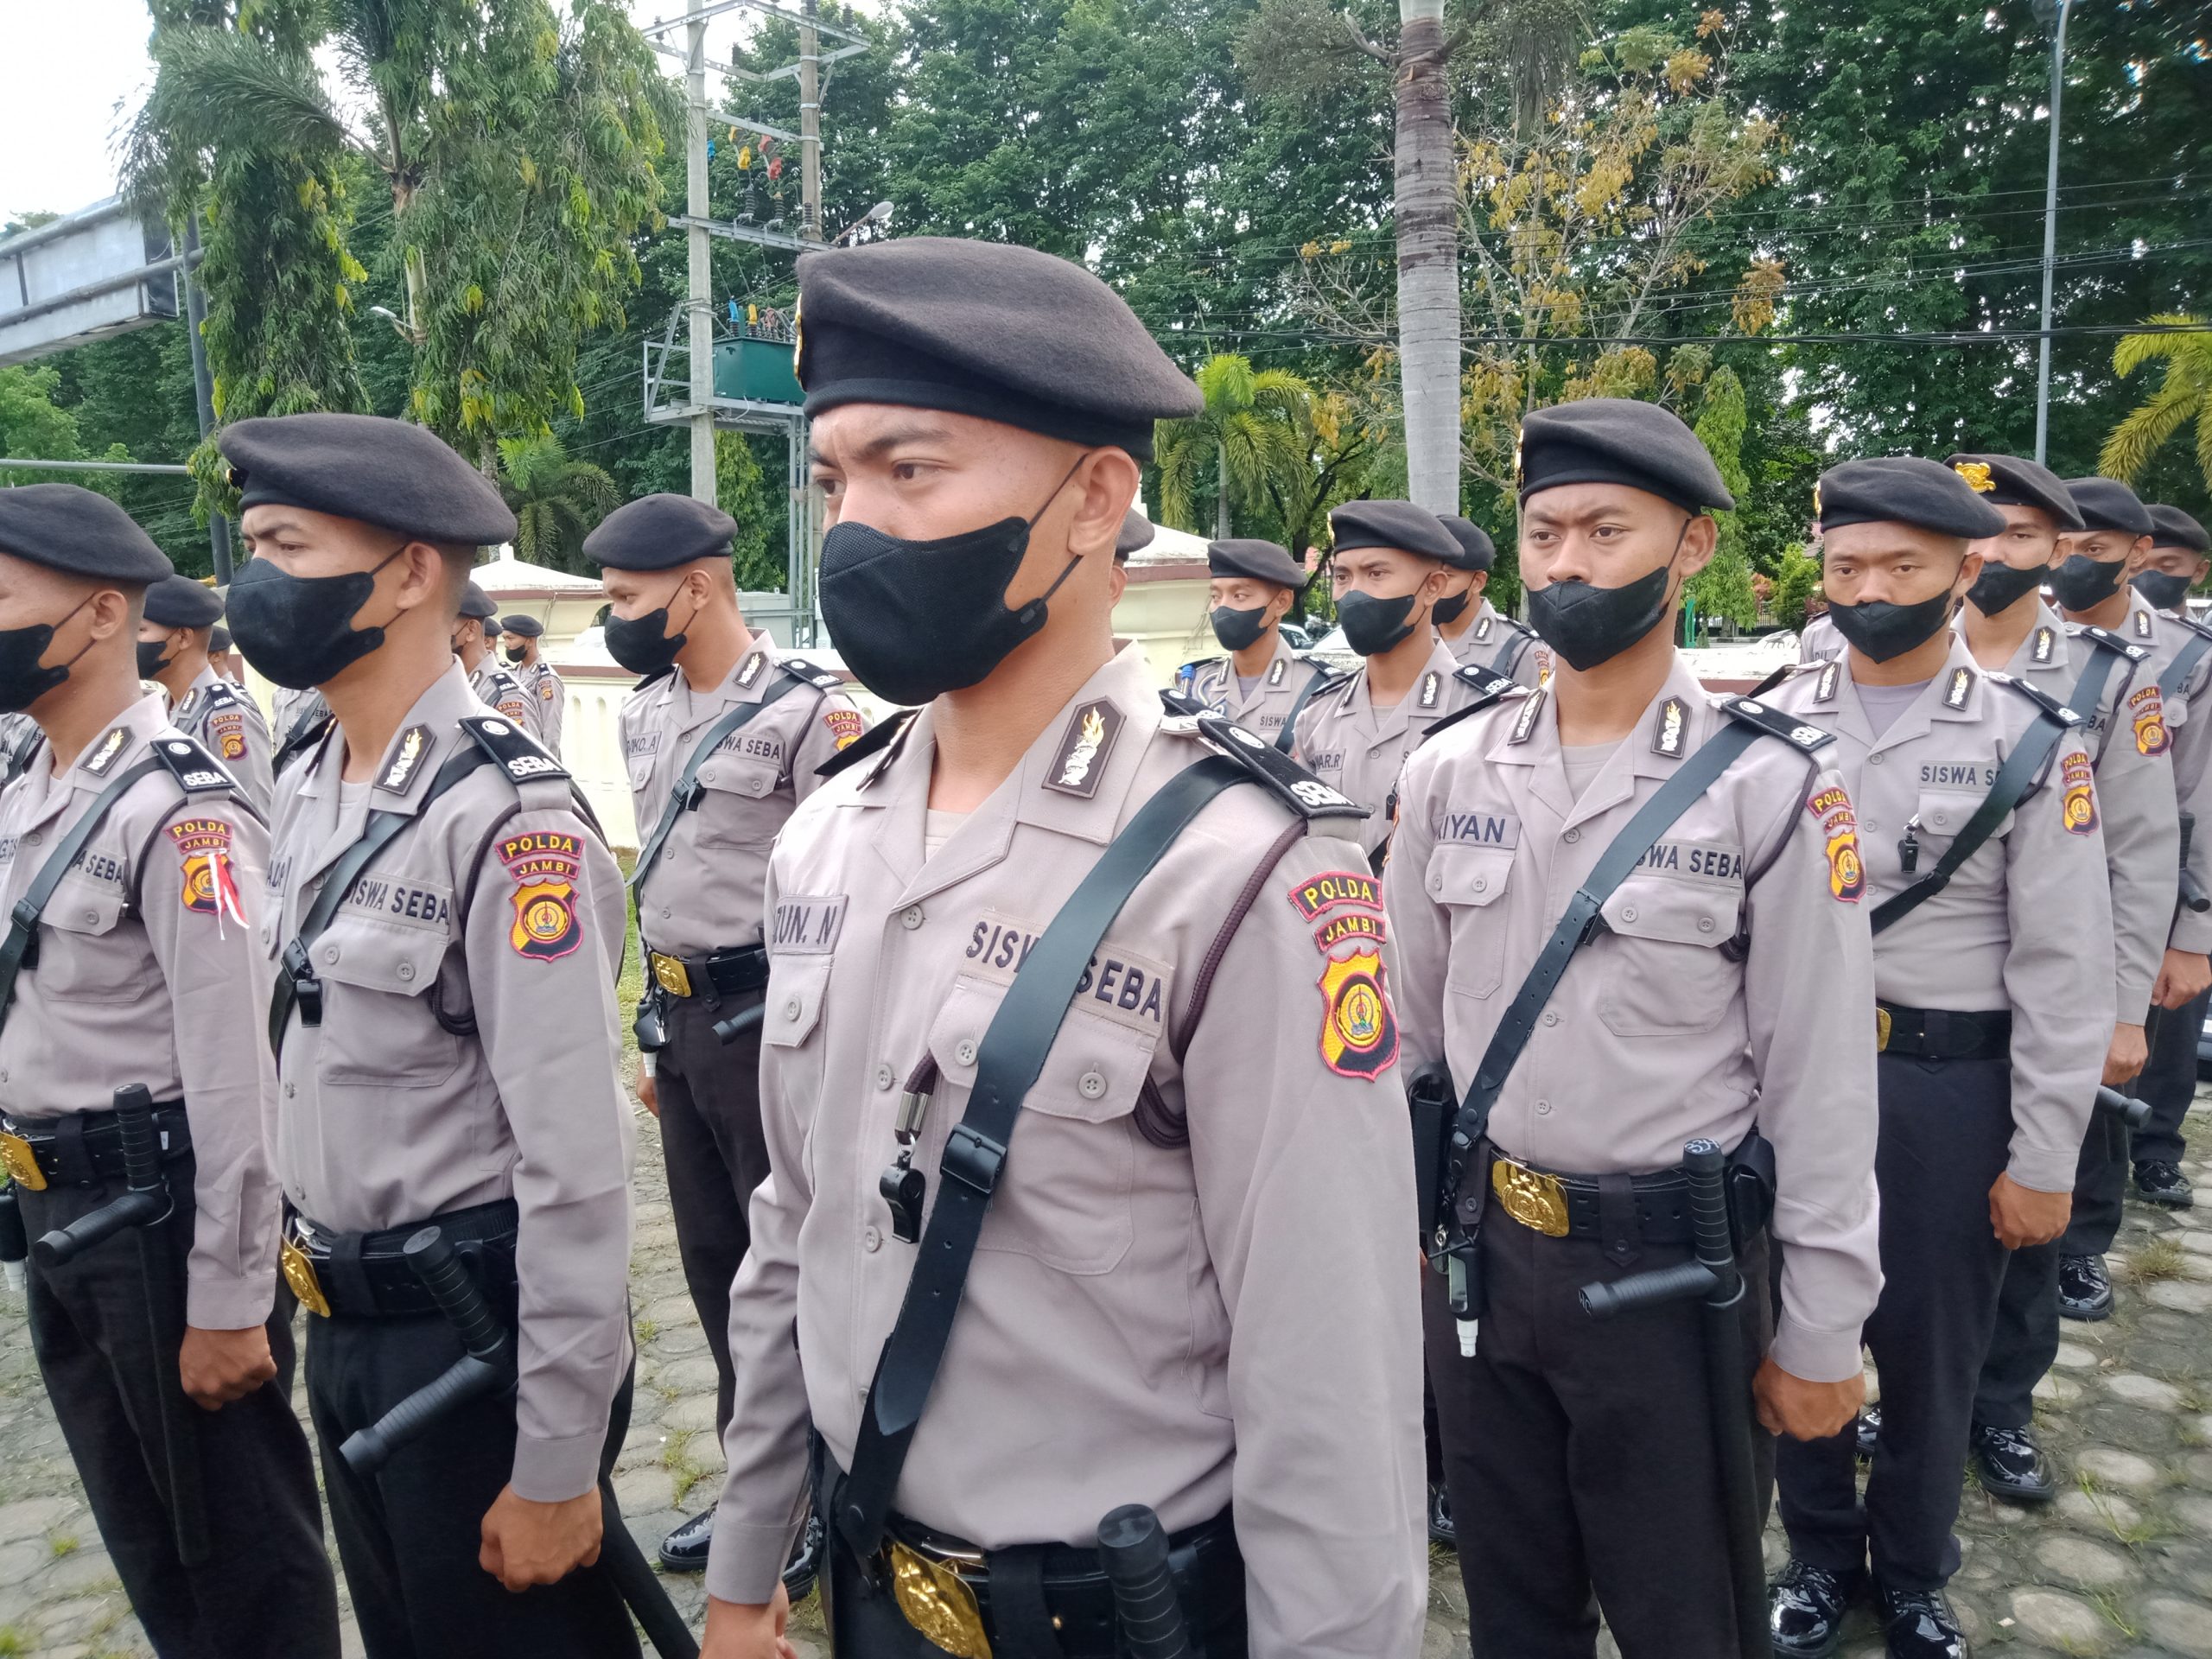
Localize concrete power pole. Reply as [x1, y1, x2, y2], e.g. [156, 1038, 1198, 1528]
[685, 0, 717, 504]
[799, 0, 823, 244]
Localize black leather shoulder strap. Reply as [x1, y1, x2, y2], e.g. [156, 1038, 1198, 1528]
[458, 714, 568, 785]
[1272, 658, 1341, 753]
[2076, 624, 2151, 664]
[1422, 669, 1523, 739]
[778, 657, 849, 695]
[1193, 713, 1363, 817]
[1716, 693, 1838, 755]
[2160, 628, 2212, 702]
[626, 675, 810, 887]
[835, 754, 1256, 1559]
[148, 732, 243, 795]
[817, 707, 919, 781]
[0, 723, 41, 785]
[275, 710, 334, 774]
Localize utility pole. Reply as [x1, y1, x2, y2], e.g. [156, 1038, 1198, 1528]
[179, 215, 232, 583]
[2032, 0, 2072, 466]
[686, 0, 717, 504]
[799, 0, 823, 244]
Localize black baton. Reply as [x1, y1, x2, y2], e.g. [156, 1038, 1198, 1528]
[1097, 1504, 1192, 1659]
[33, 1086, 209, 1567]
[2095, 1086, 2152, 1130]
[341, 1227, 699, 1659]
[1580, 1141, 1766, 1659]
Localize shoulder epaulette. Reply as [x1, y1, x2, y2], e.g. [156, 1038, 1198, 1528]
[276, 711, 334, 772]
[458, 714, 568, 785]
[1717, 695, 1839, 755]
[1193, 713, 1367, 819]
[2168, 612, 2212, 644]
[632, 664, 677, 691]
[815, 707, 918, 779]
[1308, 668, 1357, 697]
[1159, 688, 1207, 719]
[1746, 658, 1821, 699]
[1424, 669, 1525, 738]
[1984, 670, 2086, 727]
[149, 733, 239, 794]
[779, 657, 848, 694]
[198, 677, 247, 710]
[2076, 624, 2151, 664]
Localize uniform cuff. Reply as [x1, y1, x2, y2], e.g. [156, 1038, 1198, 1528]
[2006, 1141, 2083, 1194]
[510, 1429, 603, 1503]
[2171, 914, 2212, 955]
[704, 1511, 803, 1605]
[1769, 1314, 1864, 1384]
[2115, 981, 2153, 1027]
[185, 1272, 276, 1332]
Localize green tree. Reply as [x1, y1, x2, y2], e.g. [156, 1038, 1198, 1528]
[1770, 543, 1821, 632]
[497, 435, 619, 569]
[2101, 319, 2212, 493]
[714, 433, 781, 594]
[1687, 365, 1756, 629]
[1154, 354, 1316, 540]
[0, 367, 115, 486]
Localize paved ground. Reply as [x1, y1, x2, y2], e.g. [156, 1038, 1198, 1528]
[5, 1098, 2212, 1657]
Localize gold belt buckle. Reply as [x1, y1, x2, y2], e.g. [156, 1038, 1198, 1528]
[0, 1129, 47, 1192]
[1876, 1007, 1892, 1053]
[887, 1540, 992, 1658]
[651, 951, 693, 999]
[281, 1234, 332, 1319]
[1491, 1155, 1571, 1237]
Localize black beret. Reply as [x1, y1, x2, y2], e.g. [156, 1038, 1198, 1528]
[220, 413, 517, 545]
[795, 238, 1201, 460]
[1437, 514, 1496, 572]
[2148, 504, 2209, 554]
[1816, 457, 2006, 540]
[2066, 476, 2156, 539]
[143, 572, 224, 628]
[458, 582, 498, 621]
[1206, 538, 1305, 588]
[1115, 508, 1154, 562]
[1942, 454, 2083, 531]
[209, 625, 232, 651]
[1329, 499, 1459, 563]
[499, 613, 544, 638]
[584, 493, 737, 571]
[1517, 398, 1733, 513]
[0, 484, 172, 583]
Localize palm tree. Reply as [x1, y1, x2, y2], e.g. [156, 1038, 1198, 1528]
[1391, 0, 1459, 516]
[2101, 317, 2212, 492]
[1154, 355, 1315, 540]
[498, 436, 620, 569]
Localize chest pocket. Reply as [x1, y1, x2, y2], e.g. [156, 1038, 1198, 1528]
[1425, 842, 1515, 999]
[36, 880, 137, 1003]
[306, 911, 461, 1086]
[1595, 874, 1743, 1038]
[624, 747, 658, 799]
[1916, 787, 2006, 846]
[925, 974, 1149, 1276]
[690, 748, 784, 848]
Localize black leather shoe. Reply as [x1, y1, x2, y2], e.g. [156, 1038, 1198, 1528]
[782, 1509, 823, 1603]
[1856, 1402, 1882, 1459]
[1971, 1421, 2056, 1503]
[2057, 1253, 2114, 1321]
[1876, 1580, 1967, 1657]
[1427, 1480, 1455, 1548]
[2136, 1160, 2196, 1207]
[658, 1507, 713, 1573]
[1770, 1560, 1861, 1659]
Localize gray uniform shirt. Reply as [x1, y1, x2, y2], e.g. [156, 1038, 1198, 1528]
[0, 695, 281, 1329]
[468, 658, 544, 744]
[175, 665, 275, 810]
[1292, 636, 1489, 855]
[706, 647, 1427, 1655]
[1441, 599, 1545, 685]
[1766, 645, 2116, 1192]
[269, 684, 330, 762]
[266, 663, 634, 1502]
[2121, 592, 2212, 954]
[1383, 652, 1882, 1382]
[1177, 631, 1332, 747]
[514, 658, 565, 759]
[1799, 613, 1841, 663]
[623, 632, 862, 959]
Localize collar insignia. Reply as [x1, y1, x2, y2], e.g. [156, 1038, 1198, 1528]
[1509, 688, 1546, 746]
[2033, 626, 2055, 664]
[1815, 659, 1840, 702]
[1268, 657, 1286, 687]
[737, 651, 766, 689]
[1474, 613, 1493, 643]
[1945, 666, 1973, 709]
[1652, 696, 1688, 757]
[1043, 698, 1124, 798]
[2135, 609, 2153, 639]
[1419, 671, 1441, 710]
[380, 724, 431, 792]
[80, 727, 129, 776]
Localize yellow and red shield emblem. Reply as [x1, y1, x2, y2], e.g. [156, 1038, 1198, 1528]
[1318, 947, 1397, 1079]
[2062, 749, 2099, 835]
[2130, 686, 2169, 757]
[499, 830, 585, 962]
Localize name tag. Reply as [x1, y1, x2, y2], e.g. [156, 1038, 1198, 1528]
[963, 908, 1171, 1035]
[770, 894, 846, 955]
[1435, 810, 1519, 849]
[1632, 838, 1745, 884]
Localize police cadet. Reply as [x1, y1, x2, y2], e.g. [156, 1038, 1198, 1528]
[269, 679, 333, 774]
[207, 623, 240, 684]
[455, 581, 546, 741]
[1294, 499, 1497, 862]
[498, 613, 565, 759]
[0, 483, 340, 1657]
[1174, 535, 1332, 747]
[698, 236, 1425, 1659]
[1433, 512, 1543, 684]
[1761, 459, 2113, 1659]
[1, 709, 45, 784]
[139, 571, 276, 809]
[218, 413, 641, 1659]
[587, 489, 861, 1575]
[1389, 397, 1879, 1658]
[2129, 503, 2212, 1209]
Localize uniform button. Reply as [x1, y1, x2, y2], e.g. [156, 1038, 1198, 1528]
[284, 1082, 295, 1097]
[1933, 810, 1948, 826]
[955, 1039, 977, 1066]
[875, 1064, 894, 1090]
[1697, 916, 1716, 933]
[902, 906, 924, 930]
[1077, 1071, 1108, 1100]
[1536, 1099, 1553, 1116]
[862, 1226, 882, 1253]
[1621, 906, 1637, 922]
[84, 910, 97, 924]
[783, 998, 803, 1021]
[1368, 745, 1383, 758]
[22, 832, 37, 846]
[661, 907, 672, 919]
[397, 963, 414, 981]
[1472, 878, 1487, 892]
[700, 766, 717, 784]
[1429, 875, 1444, 893]
[323, 944, 340, 963]
[1541, 1011, 1558, 1027]
[1870, 753, 1885, 766]
[1564, 828, 1581, 844]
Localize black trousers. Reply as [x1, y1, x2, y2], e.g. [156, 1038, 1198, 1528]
[656, 989, 770, 1443]
[20, 1162, 340, 1659]
[1427, 1206, 1773, 1658]
[1780, 1054, 2011, 1589]
[2130, 983, 2208, 1166]
[306, 1304, 639, 1659]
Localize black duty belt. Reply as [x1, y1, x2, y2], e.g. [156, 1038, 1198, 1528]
[876, 1501, 1243, 1658]
[1875, 1002, 2012, 1062]
[1, 1102, 192, 1188]
[646, 943, 769, 1001]
[285, 1198, 519, 1319]
[1483, 1134, 1775, 1251]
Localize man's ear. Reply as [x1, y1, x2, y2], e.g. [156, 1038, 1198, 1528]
[1955, 549, 1986, 599]
[1468, 569, 1489, 603]
[1267, 587, 1294, 624]
[1071, 450, 1142, 561]
[85, 586, 135, 641]
[1675, 514, 1719, 579]
[2124, 536, 2153, 575]
[391, 541, 449, 615]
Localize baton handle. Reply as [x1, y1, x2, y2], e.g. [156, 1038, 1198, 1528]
[33, 1089, 169, 1268]
[0, 1184, 26, 1266]
[1097, 1504, 1192, 1659]
[2096, 1086, 2152, 1130]
[1580, 1259, 1716, 1319]
[712, 1002, 766, 1046]
[338, 1226, 517, 1474]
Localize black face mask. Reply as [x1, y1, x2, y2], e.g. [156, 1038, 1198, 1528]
[227, 545, 406, 690]
[1524, 563, 1670, 673]
[1210, 605, 1269, 652]
[1336, 589, 1422, 657]
[1826, 590, 1958, 664]
[817, 461, 1087, 706]
[0, 595, 94, 714]
[137, 635, 179, 681]
[603, 584, 701, 677]
[2132, 570, 2192, 612]
[1965, 557, 2049, 615]
[502, 644, 527, 665]
[2050, 552, 2126, 612]
[1430, 588, 1471, 627]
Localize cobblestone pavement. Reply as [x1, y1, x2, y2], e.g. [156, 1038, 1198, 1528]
[6, 1101, 2212, 1656]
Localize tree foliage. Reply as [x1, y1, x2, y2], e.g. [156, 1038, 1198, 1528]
[1686, 365, 1756, 629]
[497, 434, 619, 568]
[1154, 355, 1316, 539]
[2101, 319, 2212, 493]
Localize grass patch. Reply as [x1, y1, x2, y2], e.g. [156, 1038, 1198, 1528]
[48, 1533, 76, 1557]
[634, 1317, 658, 1344]
[2088, 1588, 2139, 1637]
[2128, 1235, 2186, 1284]
[0, 1629, 26, 1657]
[616, 852, 642, 1076]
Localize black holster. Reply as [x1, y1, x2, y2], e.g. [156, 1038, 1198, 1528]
[1407, 1064, 1454, 1247]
